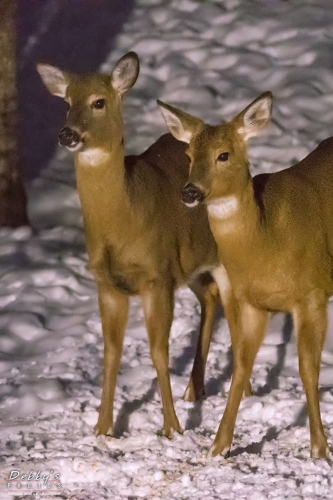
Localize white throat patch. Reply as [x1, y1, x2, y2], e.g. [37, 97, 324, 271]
[206, 196, 238, 219]
[78, 148, 110, 166]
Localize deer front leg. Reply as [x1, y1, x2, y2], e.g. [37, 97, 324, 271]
[184, 278, 219, 401]
[141, 284, 181, 437]
[209, 302, 268, 458]
[212, 265, 252, 397]
[292, 294, 329, 459]
[94, 284, 129, 436]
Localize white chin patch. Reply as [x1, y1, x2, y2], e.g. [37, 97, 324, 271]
[78, 148, 110, 166]
[206, 196, 238, 219]
[67, 142, 83, 152]
[183, 200, 200, 208]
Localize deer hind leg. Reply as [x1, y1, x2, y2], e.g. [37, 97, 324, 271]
[212, 265, 252, 397]
[292, 293, 329, 459]
[209, 302, 268, 458]
[94, 284, 129, 436]
[141, 284, 181, 437]
[184, 275, 219, 402]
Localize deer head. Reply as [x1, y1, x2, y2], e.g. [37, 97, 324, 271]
[158, 92, 273, 208]
[37, 52, 140, 153]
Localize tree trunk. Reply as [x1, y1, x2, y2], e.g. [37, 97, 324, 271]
[0, 0, 29, 227]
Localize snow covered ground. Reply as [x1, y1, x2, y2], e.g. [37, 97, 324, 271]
[1, 0, 333, 498]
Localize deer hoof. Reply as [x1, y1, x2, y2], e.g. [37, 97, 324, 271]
[183, 382, 205, 402]
[311, 443, 330, 459]
[244, 381, 253, 397]
[94, 417, 113, 437]
[162, 422, 183, 439]
[207, 442, 230, 459]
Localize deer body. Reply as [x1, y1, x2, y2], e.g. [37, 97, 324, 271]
[77, 133, 218, 293]
[212, 151, 333, 311]
[159, 93, 332, 458]
[37, 53, 220, 439]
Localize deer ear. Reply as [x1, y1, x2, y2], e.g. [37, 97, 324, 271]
[157, 101, 202, 144]
[233, 92, 273, 141]
[37, 64, 69, 98]
[111, 51, 140, 95]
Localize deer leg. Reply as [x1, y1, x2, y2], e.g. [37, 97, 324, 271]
[209, 302, 268, 458]
[141, 284, 181, 437]
[184, 277, 219, 401]
[292, 294, 329, 459]
[94, 284, 129, 436]
[212, 265, 252, 397]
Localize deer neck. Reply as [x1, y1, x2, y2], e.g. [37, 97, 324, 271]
[74, 138, 129, 242]
[207, 180, 264, 273]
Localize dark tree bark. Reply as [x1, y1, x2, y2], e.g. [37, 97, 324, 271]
[0, 0, 29, 227]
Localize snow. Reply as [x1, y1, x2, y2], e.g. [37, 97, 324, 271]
[1, 0, 333, 498]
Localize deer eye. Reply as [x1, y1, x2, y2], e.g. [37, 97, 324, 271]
[91, 99, 106, 110]
[217, 152, 229, 162]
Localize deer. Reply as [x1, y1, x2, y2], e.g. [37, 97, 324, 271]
[36, 52, 228, 439]
[158, 91, 332, 459]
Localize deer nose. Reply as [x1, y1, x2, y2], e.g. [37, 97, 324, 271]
[181, 183, 204, 206]
[58, 127, 80, 147]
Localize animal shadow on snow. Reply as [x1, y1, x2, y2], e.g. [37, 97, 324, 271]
[185, 312, 293, 431]
[229, 385, 333, 459]
[289, 386, 333, 428]
[112, 307, 294, 436]
[113, 380, 157, 438]
[230, 425, 280, 458]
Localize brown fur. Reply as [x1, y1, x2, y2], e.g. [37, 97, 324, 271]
[37, 53, 220, 438]
[159, 92, 332, 458]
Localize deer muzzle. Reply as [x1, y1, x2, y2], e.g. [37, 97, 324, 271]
[181, 183, 204, 207]
[58, 127, 81, 150]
